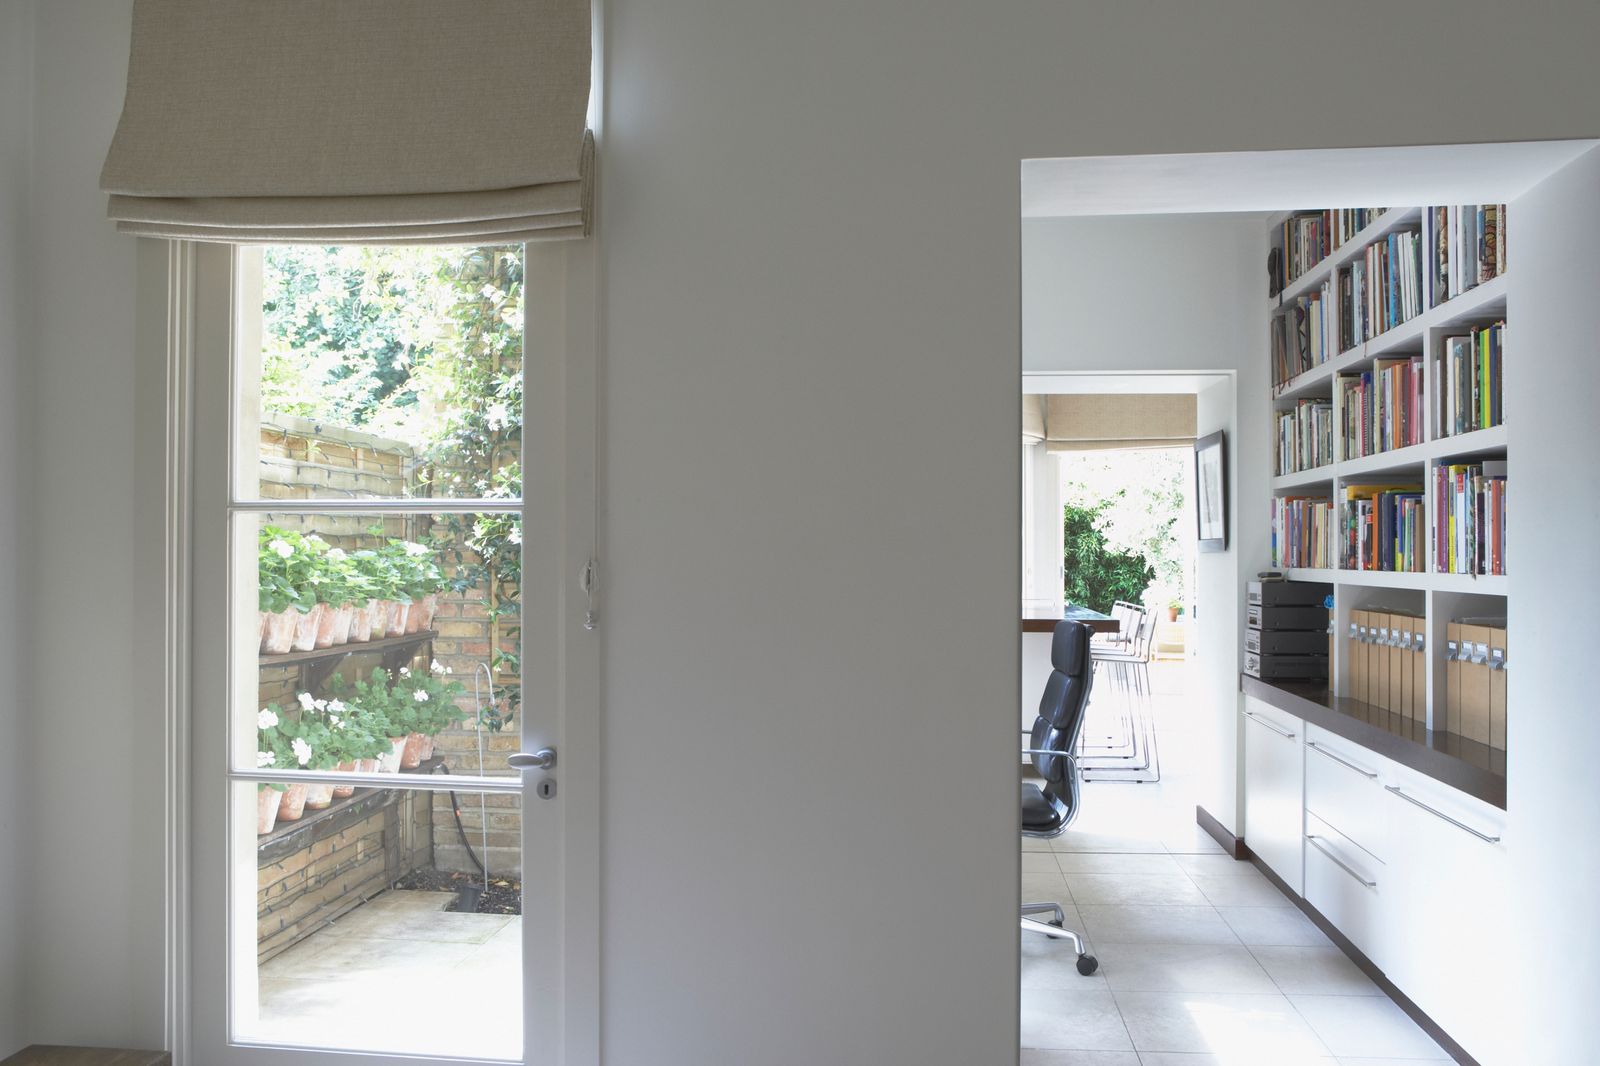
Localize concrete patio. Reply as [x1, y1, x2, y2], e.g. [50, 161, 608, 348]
[256, 890, 521, 1061]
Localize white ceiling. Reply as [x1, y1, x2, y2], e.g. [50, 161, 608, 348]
[1022, 140, 1599, 218]
[1023, 372, 1229, 396]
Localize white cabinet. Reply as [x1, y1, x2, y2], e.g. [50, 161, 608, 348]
[1303, 811, 1389, 973]
[1382, 766, 1510, 1065]
[1304, 724, 1388, 862]
[1242, 696, 1304, 895]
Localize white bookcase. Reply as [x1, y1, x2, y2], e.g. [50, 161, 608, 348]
[1265, 208, 1508, 740]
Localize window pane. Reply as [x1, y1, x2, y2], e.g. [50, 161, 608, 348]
[244, 244, 524, 501]
[242, 510, 522, 776]
[245, 782, 523, 1060]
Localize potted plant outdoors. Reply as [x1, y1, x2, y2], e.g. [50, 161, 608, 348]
[339, 550, 378, 644]
[287, 693, 341, 809]
[316, 547, 371, 647]
[391, 660, 466, 761]
[258, 527, 317, 654]
[399, 543, 447, 632]
[327, 670, 409, 772]
[1166, 597, 1183, 623]
[255, 705, 290, 834]
[259, 526, 330, 653]
[350, 546, 395, 641]
[381, 539, 430, 635]
[259, 703, 314, 823]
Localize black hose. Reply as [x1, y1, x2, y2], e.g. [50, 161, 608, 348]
[430, 763, 486, 875]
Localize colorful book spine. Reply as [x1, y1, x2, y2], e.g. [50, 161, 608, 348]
[1435, 321, 1505, 438]
[1434, 461, 1508, 575]
[1341, 484, 1425, 572]
[1270, 495, 1335, 568]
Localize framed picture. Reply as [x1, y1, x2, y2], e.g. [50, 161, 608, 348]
[1194, 430, 1227, 552]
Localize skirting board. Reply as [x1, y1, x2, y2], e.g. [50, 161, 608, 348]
[1196, 807, 1481, 1066]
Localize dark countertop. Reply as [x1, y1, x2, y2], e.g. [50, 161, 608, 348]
[1242, 674, 1506, 809]
[1022, 604, 1120, 634]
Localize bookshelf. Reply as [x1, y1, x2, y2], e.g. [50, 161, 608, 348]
[1265, 204, 1509, 761]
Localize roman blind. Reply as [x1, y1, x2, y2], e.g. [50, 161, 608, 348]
[100, 0, 593, 245]
[1039, 394, 1196, 452]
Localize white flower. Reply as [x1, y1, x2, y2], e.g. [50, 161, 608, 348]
[399, 667, 411, 677]
[291, 737, 313, 766]
[296, 692, 317, 711]
[508, 525, 522, 545]
[306, 535, 326, 548]
[413, 690, 430, 703]
[487, 402, 509, 428]
[431, 660, 446, 675]
[256, 750, 276, 768]
[314, 698, 328, 710]
[258, 708, 279, 730]
[327, 699, 347, 714]
[268, 538, 294, 559]
[403, 542, 429, 557]
[326, 548, 347, 561]
[330, 716, 346, 730]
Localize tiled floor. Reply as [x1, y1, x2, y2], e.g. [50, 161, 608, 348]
[1021, 661, 1451, 1066]
[256, 890, 521, 1060]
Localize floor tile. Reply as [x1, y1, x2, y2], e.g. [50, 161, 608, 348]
[1250, 946, 1381, 996]
[1078, 905, 1241, 946]
[1113, 991, 1330, 1057]
[1334, 1058, 1451, 1065]
[1137, 1052, 1334, 1065]
[1026, 851, 1067, 875]
[1019, 987, 1134, 1052]
[1024, 869, 1075, 906]
[1287, 995, 1448, 1059]
[1056, 852, 1186, 875]
[1174, 854, 1260, 878]
[1214, 906, 1331, 947]
[1097, 942, 1276, 994]
[1067, 873, 1210, 906]
[1018, 1051, 1140, 1065]
[1050, 830, 1170, 854]
[1190, 872, 1295, 908]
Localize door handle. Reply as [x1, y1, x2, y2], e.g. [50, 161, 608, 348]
[1306, 834, 1377, 888]
[1384, 785, 1500, 843]
[507, 747, 557, 771]
[1308, 741, 1378, 779]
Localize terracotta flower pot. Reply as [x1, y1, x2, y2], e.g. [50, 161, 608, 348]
[405, 599, 425, 634]
[351, 601, 374, 643]
[304, 782, 335, 810]
[261, 608, 297, 655]
[291, 604, 324, 653]
[326, 604, 353, 646]
[419, 592, 440, 630]
[357, 757, 380, 774]
[257, 787, 282, 835]
[401, 732, 425, 769]
[277, 782, 309, 822]
[257, 612, 267, 651]
[333, 761, 357, 799]
[418, 733, 435, 760]
[379, 737, 407, 773]
[385, 599, 407, 637]
[313, 602, 343, 649]
[368, 600, 390, 640]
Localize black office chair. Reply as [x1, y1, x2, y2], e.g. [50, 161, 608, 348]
[1020, 619, 1099, 976]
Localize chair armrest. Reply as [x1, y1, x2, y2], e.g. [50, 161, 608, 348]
[1021, 748, 1078, 768]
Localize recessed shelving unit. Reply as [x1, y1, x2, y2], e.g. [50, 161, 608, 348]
[1265, 205, 1509, 772]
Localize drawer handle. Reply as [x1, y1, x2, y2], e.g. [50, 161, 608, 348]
[1243, 710, 1296, 740]
[1305, 834, 1377, 888]
[1308, 741, 1377, 779]
[1384, 785, 1501, 843]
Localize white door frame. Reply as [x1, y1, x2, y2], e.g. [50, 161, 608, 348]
[150, 237, 601, 1066]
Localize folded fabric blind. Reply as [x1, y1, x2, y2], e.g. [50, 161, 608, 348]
[1040, 394, 1197, 452]
[100, 0, 593, 245]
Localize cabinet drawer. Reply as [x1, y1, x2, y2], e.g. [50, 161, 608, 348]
[1304, 725, 1387, 862]
[1303, 812, 1387, 970]
[1242, 697, 1305, 895]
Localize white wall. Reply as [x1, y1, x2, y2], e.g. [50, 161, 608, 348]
[1023, 215, 1266, 833]
[10, 1, 1600, 1062]
[0, 0, 33, 1057]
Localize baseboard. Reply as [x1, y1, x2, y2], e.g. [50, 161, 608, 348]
[1194, 805, 1246, 859]
[1238, 843, 1481, 1066]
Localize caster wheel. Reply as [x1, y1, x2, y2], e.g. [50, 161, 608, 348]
[1076, 954, 1099, 976]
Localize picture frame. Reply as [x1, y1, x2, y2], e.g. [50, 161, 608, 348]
[1194, 430, 1227, 552]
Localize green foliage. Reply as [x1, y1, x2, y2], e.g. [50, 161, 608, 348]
[260, 524, 447, 610]
[1059, 448, 1190, 605]
[1062, 503, 1155, 614]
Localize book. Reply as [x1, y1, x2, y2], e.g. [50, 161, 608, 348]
[1276, 398, 1334, 475]
[1270, 495, 1335, 569]
[1434, 460, 1507, 576]
[1435, 321, 1504, 437]
[1341, 483, 1425, 572]
[1337, 355, 1423, 460]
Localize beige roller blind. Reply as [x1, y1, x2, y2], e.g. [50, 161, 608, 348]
[1042, 394, 1196, 451]
[100, 0, 593, 245]
[1022, 395, 1045, 441]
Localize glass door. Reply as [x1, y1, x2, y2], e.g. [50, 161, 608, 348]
[188, 240, 587, 1065]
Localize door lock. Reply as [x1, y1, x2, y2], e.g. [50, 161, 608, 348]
[537, 778, 557, 800]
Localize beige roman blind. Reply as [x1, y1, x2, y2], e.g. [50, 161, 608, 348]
[100, 0, 594, 245]
[1040, 394, 1196, 452]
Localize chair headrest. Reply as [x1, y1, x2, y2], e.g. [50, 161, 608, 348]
[1051, 619, 1089, 675]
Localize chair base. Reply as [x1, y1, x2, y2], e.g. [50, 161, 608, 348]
[1020, 910, 1099, 975]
